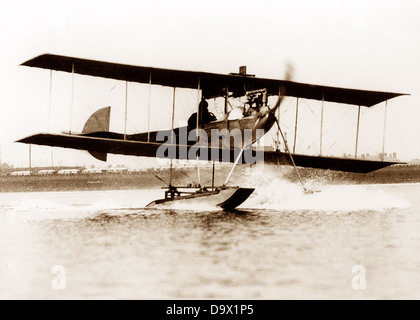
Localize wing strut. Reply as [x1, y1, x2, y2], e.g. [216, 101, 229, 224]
[381, 99, 388, 160]
[70, 62, 75, 134]
[293, 97, 299, 153]
[124, 81, 128, 140]
[48, 69, 55, 168]
[169, 87, 176, 187]
[196, 77, 201, 187]
[320, 94, 324, 156]
[355, 105, 361, 159]
[147, 72, 152, 142]
[223, 148, 245, 187]
[275, 119, 317, 194]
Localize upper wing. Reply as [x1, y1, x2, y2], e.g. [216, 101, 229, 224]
[21, 54, 408, 106]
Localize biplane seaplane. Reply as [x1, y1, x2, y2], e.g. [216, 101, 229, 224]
[17, 54, 407, 210]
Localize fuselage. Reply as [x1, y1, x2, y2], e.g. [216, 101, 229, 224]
[84, 112, 276, 150]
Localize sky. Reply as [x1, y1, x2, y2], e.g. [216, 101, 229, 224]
[1, 0, 420, 168]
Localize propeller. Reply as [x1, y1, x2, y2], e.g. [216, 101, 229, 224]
[270, 62, 295, 115]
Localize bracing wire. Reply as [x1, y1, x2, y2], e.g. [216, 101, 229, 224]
[299, 99, 360, 156]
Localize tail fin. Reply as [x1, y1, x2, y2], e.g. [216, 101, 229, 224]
[82, 106, 111, 162]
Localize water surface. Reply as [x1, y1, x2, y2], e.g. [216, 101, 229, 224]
[1, 182, 419, 299]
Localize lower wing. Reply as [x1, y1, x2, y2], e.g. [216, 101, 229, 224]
[16, 133, 401, 173]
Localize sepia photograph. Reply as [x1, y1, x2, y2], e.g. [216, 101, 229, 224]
[1, 0, 419, 303]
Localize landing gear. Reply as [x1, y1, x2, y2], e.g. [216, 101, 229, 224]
[164, 185, 181, 199]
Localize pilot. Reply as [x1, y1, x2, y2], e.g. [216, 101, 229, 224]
[188, 98, 216, 130]
[199, 98, 216, 124]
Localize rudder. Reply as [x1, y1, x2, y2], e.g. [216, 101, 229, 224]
[82, 106, 111, 161]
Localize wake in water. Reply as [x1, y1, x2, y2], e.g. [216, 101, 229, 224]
[0, 190, 163, 221]
[242, 168, 412, 212]
[0, 174, 413, 222]
[148, 200, 220, 212]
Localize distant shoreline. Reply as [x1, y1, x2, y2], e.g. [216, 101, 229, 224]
[2, 164, 420, 193]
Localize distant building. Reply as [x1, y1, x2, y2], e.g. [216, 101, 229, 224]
[81, 168, 103, 174]
[359, 152, 400, 162]
[36, 170, 56, 175]
[57, 169, 80, 175]
[407, 159, 420, 165]
[107, 167, 128, 173]
[10, 171, 31, 176]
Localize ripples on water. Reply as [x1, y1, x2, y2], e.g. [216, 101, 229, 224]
[1, 183, 420, 300]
